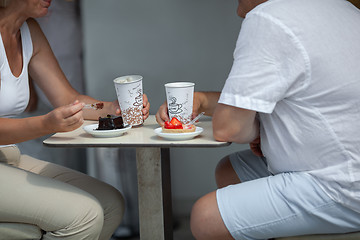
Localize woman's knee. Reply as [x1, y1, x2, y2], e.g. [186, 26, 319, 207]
[98, 183, 125, 223]
[215, 155, 240, 188]
[47, 196, 105, 239]
[106, 186, 125, 229]
[79, 198, 105, 233]
[56, 186, 123, 240]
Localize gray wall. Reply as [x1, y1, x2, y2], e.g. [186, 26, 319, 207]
[81, 0, 248, 215]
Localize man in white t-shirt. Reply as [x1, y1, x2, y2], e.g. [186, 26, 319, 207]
[155, 0, 360, 239]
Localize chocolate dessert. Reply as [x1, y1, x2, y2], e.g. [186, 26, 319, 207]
[97, 115, 124, 130]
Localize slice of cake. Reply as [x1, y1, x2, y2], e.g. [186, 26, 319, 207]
[97, 115, 124, 130]
[162, 117, 196, 133]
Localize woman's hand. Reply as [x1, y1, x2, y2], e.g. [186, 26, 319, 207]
[43, 100, 84, 133]
[109, 100, 122, 116]
[112, 93, 150, 117]
[110, 93, 150, 121]
[142, 93, 150, 120]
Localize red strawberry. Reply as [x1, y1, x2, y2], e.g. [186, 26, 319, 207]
[164, 117, 183, 129]
[164, 121, 174, 129]
[170, 117, 182, 128]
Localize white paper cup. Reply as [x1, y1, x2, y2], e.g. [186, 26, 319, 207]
[114, 75, 143, 126]
[165, 82, 195, 124]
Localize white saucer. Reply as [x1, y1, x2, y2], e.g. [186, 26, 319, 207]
[83, 124, 132, 138]
[154, 127, 203, 141]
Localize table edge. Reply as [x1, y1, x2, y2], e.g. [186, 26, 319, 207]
[43, 142, 231, 148]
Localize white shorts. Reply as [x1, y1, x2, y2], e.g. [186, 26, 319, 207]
[216, 149, 360, 240]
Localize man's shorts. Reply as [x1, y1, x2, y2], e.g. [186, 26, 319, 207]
[216, 149, 360, 240]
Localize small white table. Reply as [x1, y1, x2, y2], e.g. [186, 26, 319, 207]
[43, 115, 230, 240]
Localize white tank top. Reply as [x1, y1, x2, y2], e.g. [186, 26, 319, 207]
[0, 22, 33, 118]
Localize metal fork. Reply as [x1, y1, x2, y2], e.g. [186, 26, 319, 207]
[83, 102, 104, 110]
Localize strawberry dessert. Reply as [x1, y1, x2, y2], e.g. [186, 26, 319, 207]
[162, 117, 196, 133]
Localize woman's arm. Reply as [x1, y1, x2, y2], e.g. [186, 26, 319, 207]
[0, 101, 84, 145]
[27, 18, 114, 119]
[26, 18, 150, 120]
[26, 18, 138, 121]
[0, 19, 150, 144]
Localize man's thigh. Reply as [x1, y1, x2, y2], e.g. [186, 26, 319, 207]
[229, 149, 271, 182]
[217, 171, 360, 240]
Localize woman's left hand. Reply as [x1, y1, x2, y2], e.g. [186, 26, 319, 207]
[142, 93, 150, 120]
[111, 93, 150, 120]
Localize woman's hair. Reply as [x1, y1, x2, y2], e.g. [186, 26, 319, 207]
[0, 0, 9, 8]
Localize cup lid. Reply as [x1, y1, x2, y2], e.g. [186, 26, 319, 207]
[114, 75, 143, 84]
[164, 82, 195, 88]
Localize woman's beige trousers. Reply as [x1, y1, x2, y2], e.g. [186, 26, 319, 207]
[0, 145, 125, 240]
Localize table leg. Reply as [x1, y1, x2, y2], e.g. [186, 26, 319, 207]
[136, 147, 173, 240]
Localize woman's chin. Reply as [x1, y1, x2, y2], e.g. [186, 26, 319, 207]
[36, 9, 50, 18]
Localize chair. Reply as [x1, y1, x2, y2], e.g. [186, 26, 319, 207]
[0, 223, 42, 240]
[275, 231, 360, 240]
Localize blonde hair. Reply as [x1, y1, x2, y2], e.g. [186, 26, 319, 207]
[0, 0, 9, 8]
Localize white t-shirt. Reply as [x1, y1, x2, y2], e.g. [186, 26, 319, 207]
[219, 0, 360, 212]
[0, 22, 32, 118]
[0, 22, 33, 148]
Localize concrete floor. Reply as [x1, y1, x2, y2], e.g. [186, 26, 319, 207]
[112, 216, 195, 240]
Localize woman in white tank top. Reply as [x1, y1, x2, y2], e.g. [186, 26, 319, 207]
[0, 1, 150, 239]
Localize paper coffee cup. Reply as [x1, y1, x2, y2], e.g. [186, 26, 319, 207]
[165, 82, 195, 124]
[114, 75, 143, 126]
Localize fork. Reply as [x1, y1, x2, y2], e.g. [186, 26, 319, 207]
[83, 102, 104, 110]
[186, 112, 205, 126]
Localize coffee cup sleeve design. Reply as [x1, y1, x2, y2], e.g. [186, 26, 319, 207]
[133, 89, 143, 107]
[168, 97, 183, 114]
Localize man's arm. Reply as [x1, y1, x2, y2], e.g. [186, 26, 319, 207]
[192, 91, 221, 117]
[212, 103, 259, 144]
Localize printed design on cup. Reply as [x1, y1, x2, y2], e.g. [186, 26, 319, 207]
[114, 75, 144, 126]
[168, 97, 183, 115]
[122, 85, 143, 125]
[122, 105, 143, 126]
[167, 95, 191, 124]
[133, 89, 143, 107]
[165, 82, 194, 124]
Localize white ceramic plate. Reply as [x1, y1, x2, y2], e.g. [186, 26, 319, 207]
[83, 124, 132, 138]
[154, 127, 203, 141]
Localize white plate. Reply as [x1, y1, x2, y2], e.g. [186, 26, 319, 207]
[83, 124, 132, 138]
[154, 127, 203, 141]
